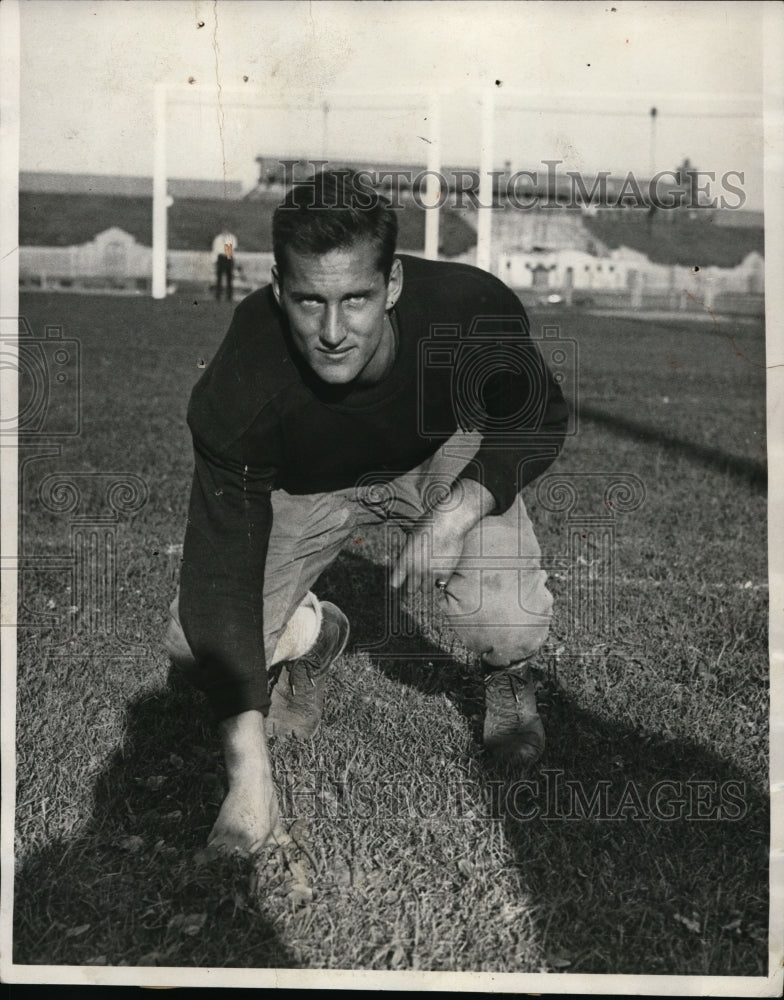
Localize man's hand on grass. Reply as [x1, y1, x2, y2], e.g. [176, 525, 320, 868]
[202, 710, 284, 859]
[207, 782, 283, 856]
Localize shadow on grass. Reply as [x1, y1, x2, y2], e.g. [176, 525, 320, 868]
[14, 545, 768, 975]
[579, 403, 766, 492]
[320, 548, 770, 977]
[13, 680, 295, 969]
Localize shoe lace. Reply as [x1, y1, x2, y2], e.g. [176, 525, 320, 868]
[485, 667, 532, 722]
[286, 641, 329, 695]
[267, 654, 317, 699]
[277, 613, 344, 697]
[281, 659, 314, 697]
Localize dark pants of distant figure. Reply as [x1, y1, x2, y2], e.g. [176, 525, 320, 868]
[215, 254, 233, 301]
[165, 430, 554, 689]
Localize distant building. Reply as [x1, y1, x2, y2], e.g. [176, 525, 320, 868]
[20, 227, 154, 294]
[495, 244, 764, 315]
[17, 174, 764, 315]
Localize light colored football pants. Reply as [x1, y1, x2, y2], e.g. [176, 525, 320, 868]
[164, 431, 553, 682]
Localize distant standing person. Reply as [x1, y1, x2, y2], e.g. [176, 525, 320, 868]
[212, 227, 238, 301]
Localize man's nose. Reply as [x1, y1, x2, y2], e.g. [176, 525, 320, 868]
[320, 307, 347, 348]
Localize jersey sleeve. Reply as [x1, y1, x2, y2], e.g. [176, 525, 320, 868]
[455, 278, 569, 512]
[178, 443, 276, 720]
[177, 293, 284, 721]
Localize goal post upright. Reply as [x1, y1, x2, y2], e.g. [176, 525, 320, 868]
[476, 85, 496, 274]
[423, 92, 442, 261]
[151, 82, 168, 300]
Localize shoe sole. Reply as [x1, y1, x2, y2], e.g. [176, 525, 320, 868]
[319, 602, 351, 662]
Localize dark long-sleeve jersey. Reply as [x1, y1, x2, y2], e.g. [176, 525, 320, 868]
[179, 254, 569, 719]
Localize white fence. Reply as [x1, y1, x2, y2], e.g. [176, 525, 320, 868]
[20, 227, 275, 295]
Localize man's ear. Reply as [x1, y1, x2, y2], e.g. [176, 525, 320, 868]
[385, 257, 403, 310]
[271, 265, 282, 307]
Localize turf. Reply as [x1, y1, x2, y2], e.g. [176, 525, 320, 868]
[12, 291, 769, 974]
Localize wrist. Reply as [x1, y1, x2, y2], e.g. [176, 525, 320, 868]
[431, 478, 496, 534]
[219, 710, 270, 782]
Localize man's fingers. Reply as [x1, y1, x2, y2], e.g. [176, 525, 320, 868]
[389, 557, 406, 590]
[388, 531, 408, 589]
[268, 821, 293, 850]
[194, 844, 220, 867]
[199, 820, 282, 865]
[196, 837, 248, 865]
[403, 531, 432, 594]
[390, 528, 450, 597]
[403, 544, 425, 597]
[390, 535, 418, 590]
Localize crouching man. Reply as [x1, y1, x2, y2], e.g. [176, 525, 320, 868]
[164, 170, 569, 854]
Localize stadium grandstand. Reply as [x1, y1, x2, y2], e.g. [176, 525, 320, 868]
[18, 168, 764, 315]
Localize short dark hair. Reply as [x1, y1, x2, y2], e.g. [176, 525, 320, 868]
[272, 169, 398, 281]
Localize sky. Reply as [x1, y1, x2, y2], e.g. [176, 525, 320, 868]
[17, 0, 767, 208]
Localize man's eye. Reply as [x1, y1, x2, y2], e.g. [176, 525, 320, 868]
[346, 295, 366, 305]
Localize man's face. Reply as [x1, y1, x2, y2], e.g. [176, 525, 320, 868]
[272, 240, 402, 386]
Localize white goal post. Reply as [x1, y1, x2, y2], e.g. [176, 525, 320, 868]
[150, 82, 499, 298]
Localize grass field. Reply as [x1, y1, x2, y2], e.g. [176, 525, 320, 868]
[12, 289, 769, 975]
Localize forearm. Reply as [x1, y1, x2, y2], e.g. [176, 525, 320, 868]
[466, 397, 570, 512]
[179, 448, 275, 719]
[460, 311, 570, 510]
